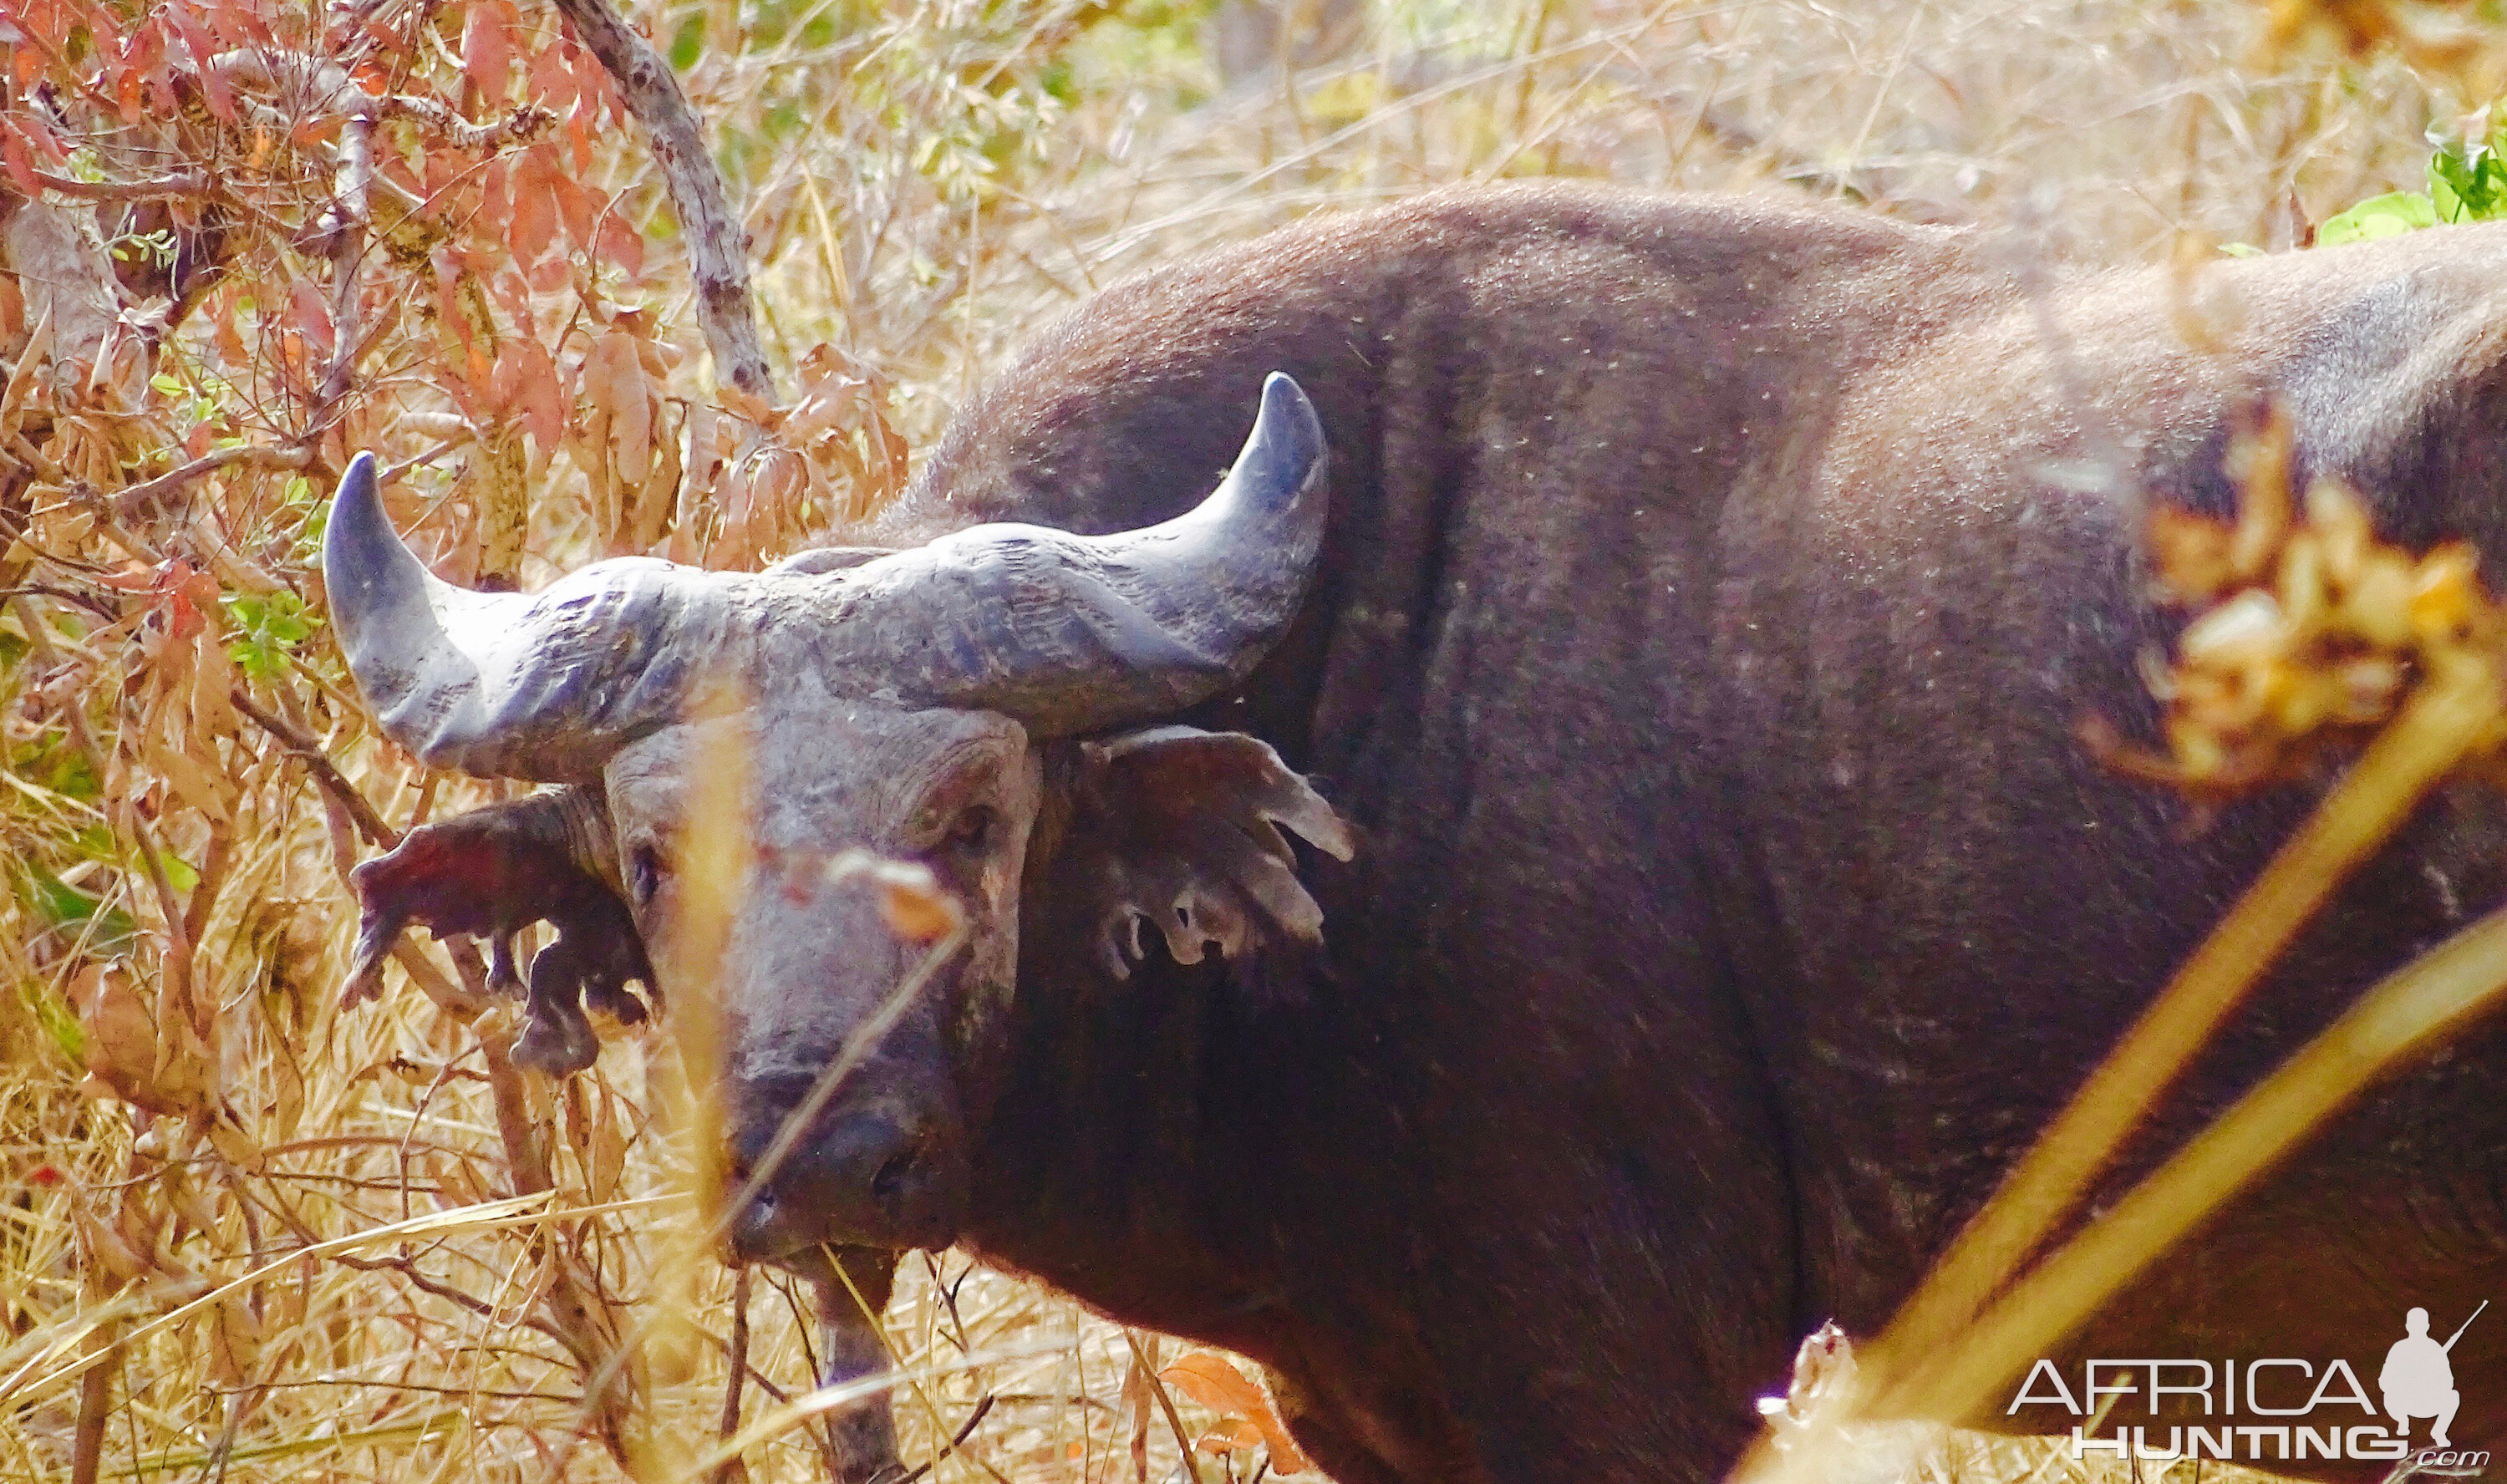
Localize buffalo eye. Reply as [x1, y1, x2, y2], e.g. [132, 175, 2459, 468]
[628, 842, 665, 907]
[943, 805, 996, 854]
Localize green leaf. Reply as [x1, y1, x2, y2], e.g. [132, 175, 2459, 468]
[222, 590, 318, 681]
[668, 13, 704, 69]
[2316, 191, 2438, 246]
[22, 870, 137, 954]
[20, 978, 84, 1066]
[2218, 241, 2265, 258]
[2429, 140, 2507, 222]
[13, 730, 102, 799]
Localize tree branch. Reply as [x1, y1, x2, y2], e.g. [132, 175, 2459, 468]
[228, 688, 398, 850]
[20, 169, 213, 201]
[541, 0, 775, 399]
[312, 105, 375, 424]
[113, 445, 312, 517]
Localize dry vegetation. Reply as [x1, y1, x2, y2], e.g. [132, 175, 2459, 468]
[4, 0, 2506, 1480]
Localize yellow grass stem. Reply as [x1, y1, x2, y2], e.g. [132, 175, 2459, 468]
[1861, 669, 2502, 1409]
[100, 1407, 465, 1476]
[1897, 902, 2507, 1422]
[0, 1191, 667, 1404]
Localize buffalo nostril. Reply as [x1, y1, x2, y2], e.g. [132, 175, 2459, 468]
[871, 1150, 916, 1202]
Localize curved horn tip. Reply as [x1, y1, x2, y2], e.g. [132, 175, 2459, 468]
[335, 451, 380, 530]
[1245, 372, 1325, 495]
[323, 450, 401, 589]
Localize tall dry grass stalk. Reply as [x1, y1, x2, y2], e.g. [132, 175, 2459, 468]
[1, 1, 2497, 1481]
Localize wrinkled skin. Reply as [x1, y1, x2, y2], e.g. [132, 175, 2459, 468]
[337, 184, 2507, 1484]
[348, 789, 656, 1075]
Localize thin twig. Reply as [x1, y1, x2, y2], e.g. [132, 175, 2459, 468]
[112, 445, 312, 517]
[69, 1323, 117, 1484]
[714, 1266, 753, 1484]
[541, 0, 775, 399]
[229, 689, 398, 849]
[1125, 1331, 1208, 1484]
[23, 168, 213, 201]
[890, 1395, 995, 1484]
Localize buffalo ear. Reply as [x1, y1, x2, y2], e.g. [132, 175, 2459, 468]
[346, 788, 657, 1076]
[1067, 725, 1354, 988]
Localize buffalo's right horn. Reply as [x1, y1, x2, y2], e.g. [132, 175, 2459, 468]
[323, 453, 748, 782]
[823, 372, 1330, 734]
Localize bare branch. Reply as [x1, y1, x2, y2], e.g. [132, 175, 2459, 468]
[69, 1324, 116, 1484]
[313, 108, 376, 422]
[541, 0, 775, 399]
[18, 169, 214, 201]
[112, 445, 312, 517]
[229, 688, 399, 850]
[378, 95, 555, 152]
[206, 50, 555, 150]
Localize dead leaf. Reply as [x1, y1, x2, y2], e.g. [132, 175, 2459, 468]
[1159, 1352, 1315, 1474]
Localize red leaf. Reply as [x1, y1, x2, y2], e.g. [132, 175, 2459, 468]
[287, 279, 334, 355]
[598, 213, 643, 278]
[211, 297, 247, 365]
[519, 339, 565, 448]
[434, 250, 469, 349]
[527, 44, 579, 110]
[78, 0, 122, 53]
[476, 155, 511, 231]
[1157, 1354, 1315, 1475]
[525, 253, 566, 293]
[551, 170, 594, 247]
[162, 3, 232, 121]
[510, 172, 554, 262]
[1, 127, 35, 199]
[462, 2, 511, 106]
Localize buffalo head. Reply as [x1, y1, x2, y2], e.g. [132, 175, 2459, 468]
[325, 374, 1350, 1259]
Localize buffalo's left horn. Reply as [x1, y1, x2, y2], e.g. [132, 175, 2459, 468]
[829, 372, 1330, 735]
[323, 453, 746, 781]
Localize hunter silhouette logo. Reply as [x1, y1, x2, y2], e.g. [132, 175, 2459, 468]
[2008, 1299, 2493, 1470]
[2384, 1302, 2484, 1449]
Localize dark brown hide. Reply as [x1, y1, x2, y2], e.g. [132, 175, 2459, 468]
[857, 184, 2507, 1484]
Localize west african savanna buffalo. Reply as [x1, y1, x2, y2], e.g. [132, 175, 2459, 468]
[333, 182, 2507, 1483]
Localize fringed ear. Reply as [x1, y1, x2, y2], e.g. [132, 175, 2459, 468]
[347, 786, 657, 1075]
[1066, 725, 1354, 988]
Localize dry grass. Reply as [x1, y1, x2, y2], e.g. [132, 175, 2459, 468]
[0, 0, 2496, 1480]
